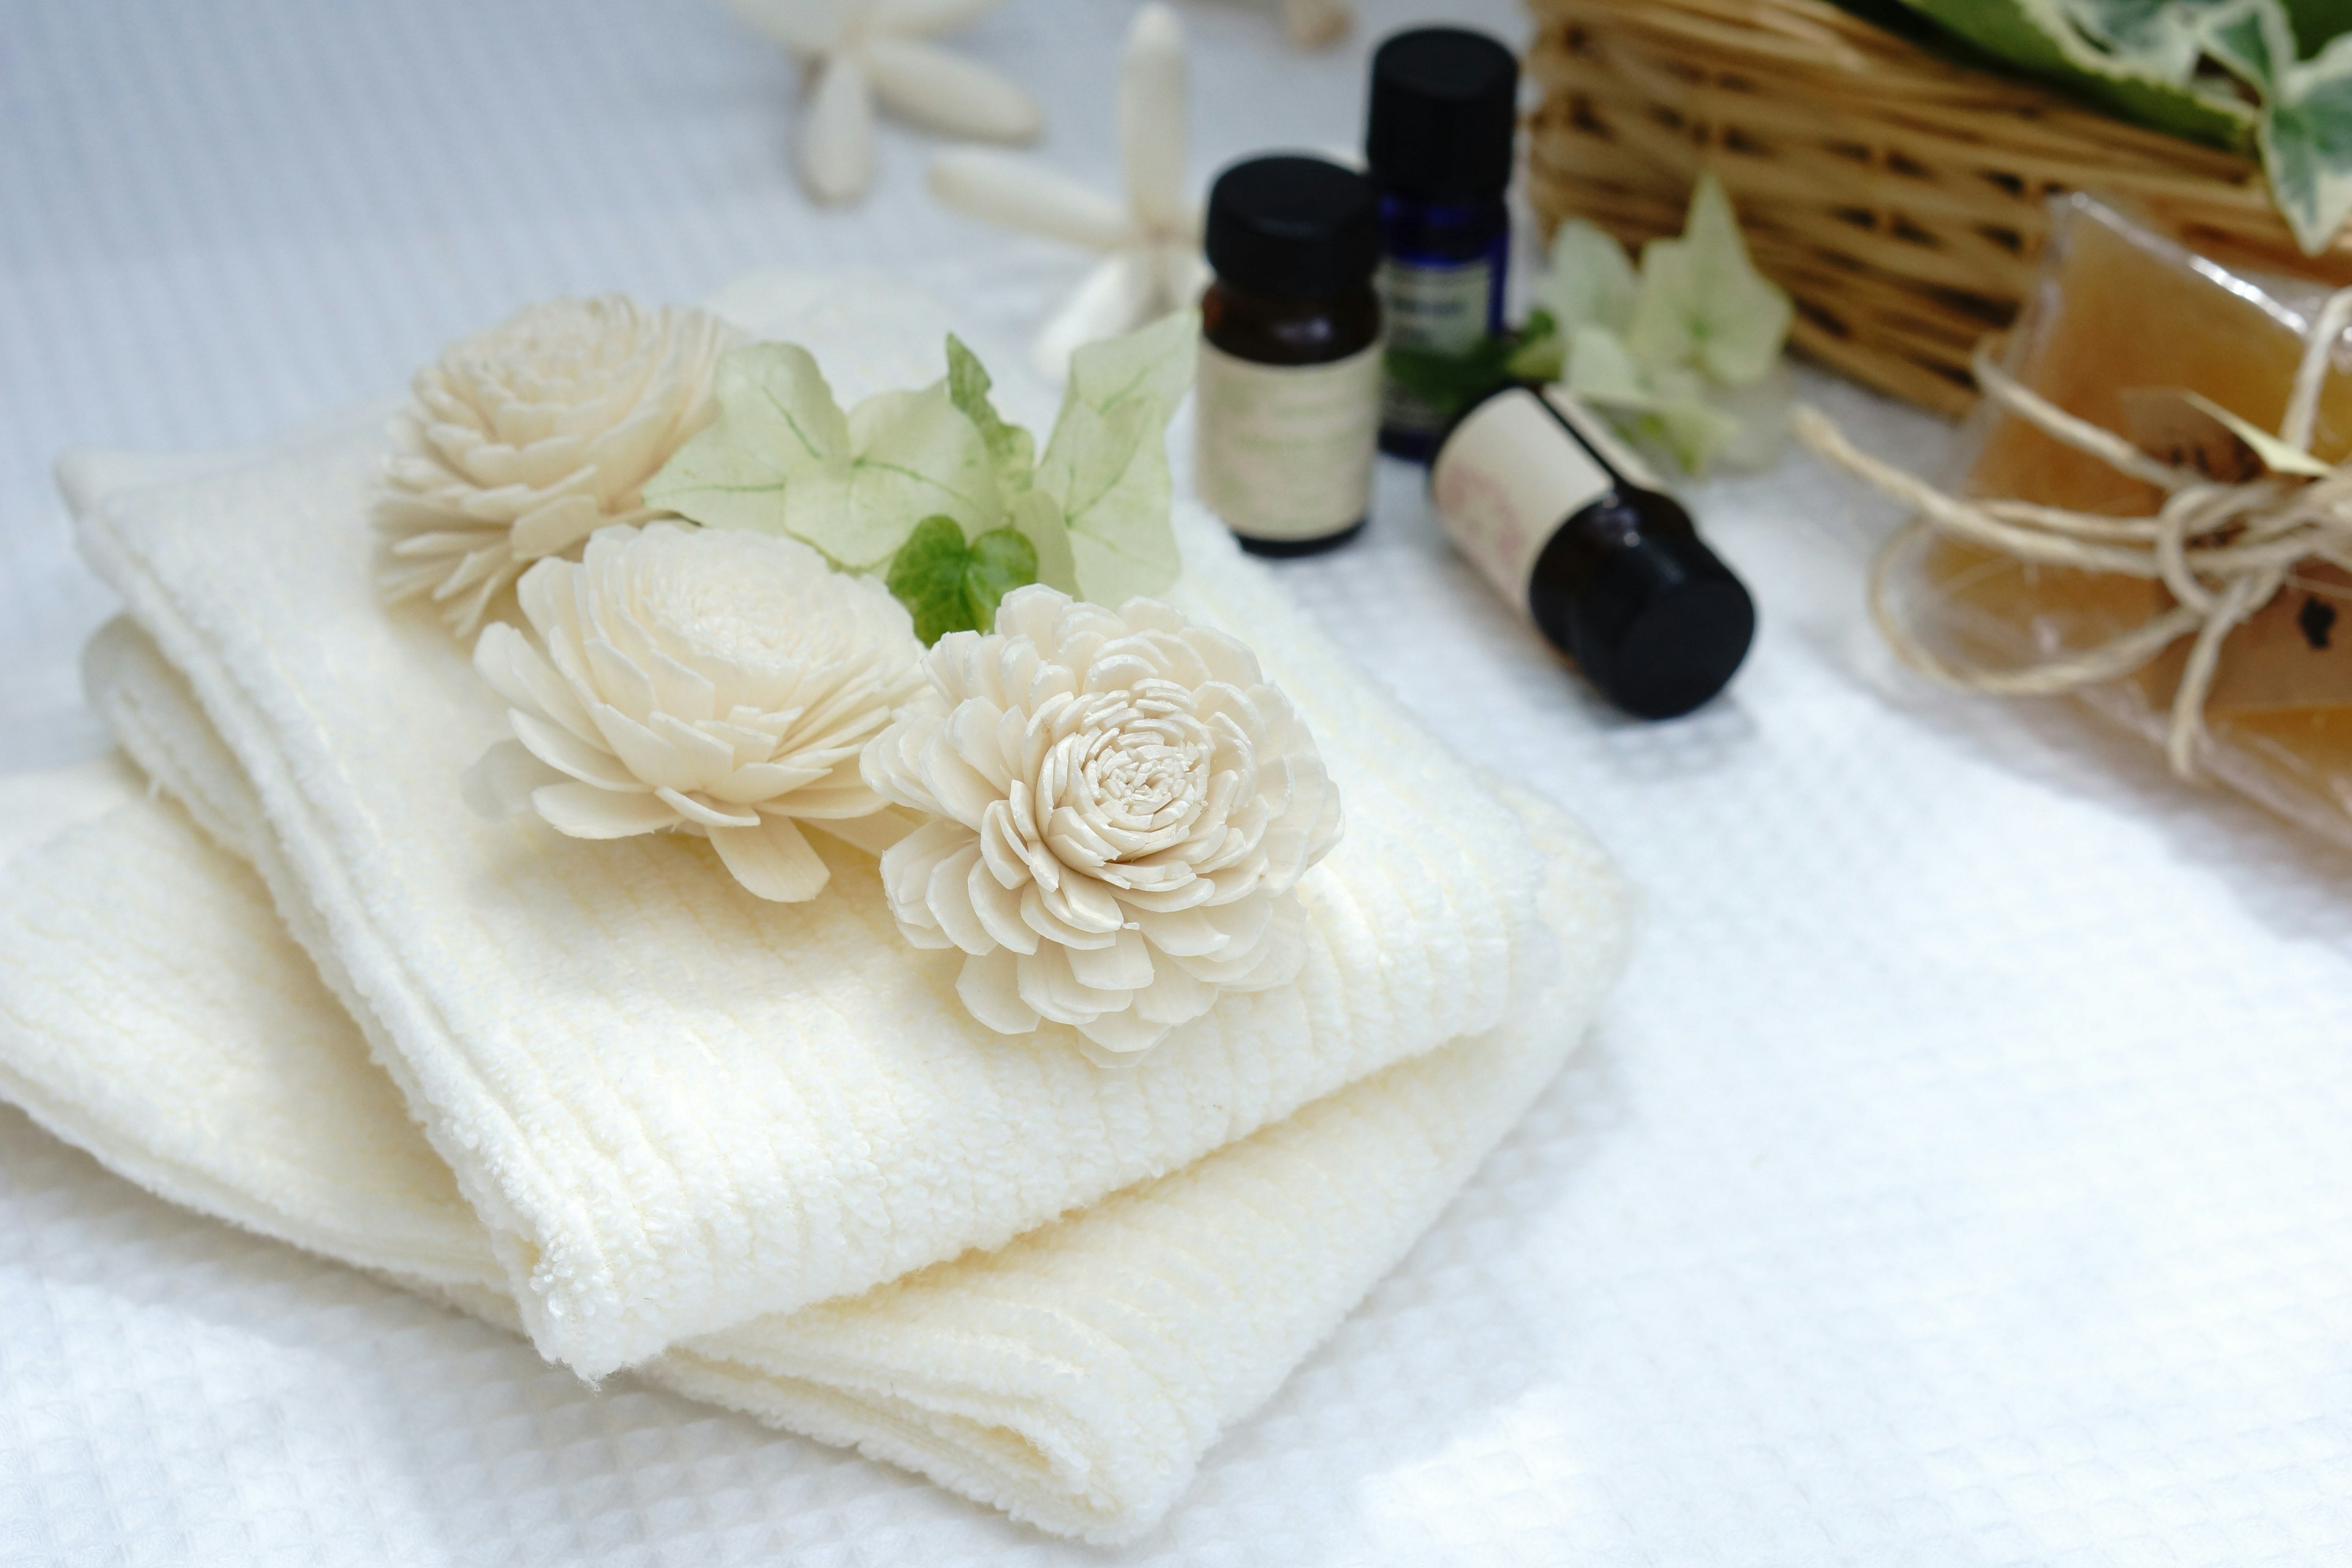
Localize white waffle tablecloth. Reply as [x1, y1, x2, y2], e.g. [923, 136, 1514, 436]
[6, 1, 2351, 1563]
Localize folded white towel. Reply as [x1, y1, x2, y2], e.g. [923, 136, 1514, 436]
[55, 273, 1578, 1378]
[0, 750, 1627, 1541]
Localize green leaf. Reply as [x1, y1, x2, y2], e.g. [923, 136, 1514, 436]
[1036, 311, 1197, 606]
[1501, 309, 1566, 382]
[963, 529, 1039, 630]
[2054, 0, 2228, 80]
[646, 342, 1004, 572]
[1536, 219, 1641, 335]
[2260, 53, 2352, 249]
[944, 333, 1036, 501]
[2207, 0, 2296, 92]
[1871, 0, 2256, 148]
[1626, 172, 1794, 388]
[884, 516, 1040, 644]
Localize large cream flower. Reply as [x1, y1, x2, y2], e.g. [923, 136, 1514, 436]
[862, 586, 1343, 1056]
[377, 296, 740, 635]
[469, 524, 924, 902]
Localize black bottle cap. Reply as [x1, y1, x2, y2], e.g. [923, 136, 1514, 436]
[1555, 519, 1757, 720]
[1366, 28, 1520, 202]
[1204, 156, 1380, 301]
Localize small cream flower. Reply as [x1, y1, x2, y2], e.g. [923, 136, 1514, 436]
[376, 297, 739, 636]
[862, 585, 1343, 1056]
[469, 524, 924, 902]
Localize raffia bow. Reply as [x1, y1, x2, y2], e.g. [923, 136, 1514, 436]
[1793, 287, 2352, 780]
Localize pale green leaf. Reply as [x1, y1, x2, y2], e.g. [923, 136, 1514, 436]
[1049, 308, 1199, 443]
[1036, 311, 1197, 606]
[1564, 324, 1657, 408]
[644, 341, 1001, 571]
[1702, 361, 1796, 473]
[1009, 487, 1079, 596]
[1638, 366, 1750, 475]
[944, 333, 1036, 500]
[643, 342, 850, 535]
[1535, 219, 1640, 336]
[1625, 173, 1794, 389]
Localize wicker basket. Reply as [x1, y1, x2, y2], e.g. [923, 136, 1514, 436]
[1525, 0, 2352, 415]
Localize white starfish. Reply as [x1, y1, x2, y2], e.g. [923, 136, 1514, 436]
[726, 0, 1044, 205]
[927, 2, 1207, 380]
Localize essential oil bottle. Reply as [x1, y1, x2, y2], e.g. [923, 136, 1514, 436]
[1366, 27, 1519, 462]
[1195, 154, 1385, 557]
[1431, 383, 1756, 719]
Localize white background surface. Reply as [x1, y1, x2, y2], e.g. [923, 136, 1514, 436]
[6, 1, 2352, 1563]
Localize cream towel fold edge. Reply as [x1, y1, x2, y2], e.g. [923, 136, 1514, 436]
[0, 752, 1628, 1542]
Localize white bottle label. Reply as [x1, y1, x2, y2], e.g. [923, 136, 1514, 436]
[1378, 257, 1494, 355]
[1194, 338, 1384, 543]
[1431, 386, 1627, 609]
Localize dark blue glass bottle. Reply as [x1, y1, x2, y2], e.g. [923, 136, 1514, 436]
[1366, 28, 1519, 463]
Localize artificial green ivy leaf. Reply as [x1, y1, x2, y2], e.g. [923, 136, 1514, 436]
[2207, 0, 2296, 92]
[884, 515, 1040, 644]
[1871, 0, 2255, 148]
[645, 342, 1004, 572]
[944, 333, 1036, 500]
[1535, 219, 1641, 336]
[1626, 173, 1794, 390]
[2054, 0, 2230, 80]
[1035, 311, 1197, 606]
[2258, 50, 2352, 251]
[2208, 7, 2352, 253]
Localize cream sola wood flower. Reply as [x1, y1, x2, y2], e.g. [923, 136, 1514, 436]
[468, 523, 925, 902]
[725, 0, 1044, 205]
[862, 585, 1344, 1057]
[375, 297, 741, 636]
[928, 2, 1206, 379]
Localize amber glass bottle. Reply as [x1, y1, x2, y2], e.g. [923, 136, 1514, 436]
[1433, 383, 1755, 718]
[1196, 155, 1385, 557]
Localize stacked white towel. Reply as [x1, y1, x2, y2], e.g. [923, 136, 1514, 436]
[0, 275, 1633, 1541]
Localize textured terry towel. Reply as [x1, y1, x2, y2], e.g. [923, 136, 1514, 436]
[54, 273, 1576, 1379]
[0, 754, 1627, 1542]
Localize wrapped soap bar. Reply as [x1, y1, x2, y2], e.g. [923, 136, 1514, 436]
[1854, 192, 2352, 850]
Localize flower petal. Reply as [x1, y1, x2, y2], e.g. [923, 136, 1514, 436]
[958, 948, 1041, 1035]
[709, 813, 831, 902]
[462, 738, 564, 820]
[532, 781, 676, 839]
